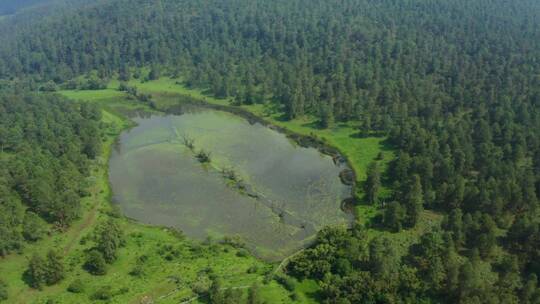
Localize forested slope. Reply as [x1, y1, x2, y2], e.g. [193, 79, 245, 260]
[0, 92, 101, 256]
[0, 0, 539, 303]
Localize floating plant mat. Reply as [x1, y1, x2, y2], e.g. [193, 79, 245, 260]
[109, 107, 352, 260]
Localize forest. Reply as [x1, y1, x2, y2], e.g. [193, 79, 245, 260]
[0, 0, 539, 303]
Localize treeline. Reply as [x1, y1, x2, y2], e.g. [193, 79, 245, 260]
[0, 93, 102, 256]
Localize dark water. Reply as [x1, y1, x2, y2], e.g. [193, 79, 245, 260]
[109, 108, 351, 260]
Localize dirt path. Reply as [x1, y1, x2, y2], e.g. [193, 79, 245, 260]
[62, 190, 101, 254]
[10, 173, 106, 303]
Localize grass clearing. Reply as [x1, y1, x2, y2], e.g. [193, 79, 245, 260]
[59, 88, 125, 101]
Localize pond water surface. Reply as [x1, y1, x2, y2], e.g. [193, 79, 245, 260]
[109, 107, 351, 260]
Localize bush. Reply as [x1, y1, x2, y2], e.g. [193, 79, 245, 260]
[84, 250, 107, 275]
[40, 81, 58, 92]
[0, 279, 8, 301]
[92, 286, 113, 301]
[67, 279, 84, 293]
[158, 244, 180, 261]
[129, 265, 144, 277]
[222, 235, 245, 248]
[22, 212, 47, 242]
[236, 249, 249, 257]
[247, 265, 259, 274]
[196, 150, 211, 163]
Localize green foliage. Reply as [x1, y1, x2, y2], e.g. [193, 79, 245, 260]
[39, 81, 57, 92]
[207, 277, 244, 304]
[0, 0, 539, 302]
[22, 212, 47, 242]
[95, 219, 124, 263]
[45, 250, 64, 285]
[147, 66, 160, 81]
[196, 149, 212, 163]
[383, 201, 406, 232]
[364, 161, 381, 204]
[0, 93, 101, 256]
[84, 250, 107, 276]
[404, 175, 424, 227]
[275, 274, 296, 292]
[67, 279, 85, 294]
[0, 279, 8, 301]
[24, 250, 65, 289]
[247, 282, 263, 304]
[91, 286, 113, 301]
[25, 254, 48, 289]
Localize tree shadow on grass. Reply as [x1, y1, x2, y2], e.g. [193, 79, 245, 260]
[21, 268, 37, 289]
[379, 137, 394, 152]
[301, 120, 324, 130]
[274, 112, 290, 122]
[304, 287, 324, 303]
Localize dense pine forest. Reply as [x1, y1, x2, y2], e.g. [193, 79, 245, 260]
[0, 92, 101, 255]
[0, 0, 539, 303]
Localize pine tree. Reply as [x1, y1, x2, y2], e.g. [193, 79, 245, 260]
[383, 201, 406, 232]
[148, 65, 160, 80]
[405, 175, 423, 227]
[96, 220, 124, 263]
[26, 254, 47, 289]
[365, 161, 381, 204]
[320, 101, 334, 129]
[45, 250, 64, 285]
[84, 250, 107, 275]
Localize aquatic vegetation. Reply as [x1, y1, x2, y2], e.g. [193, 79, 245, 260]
[195, 149, 211, 163]
[181, 134, 195, 151]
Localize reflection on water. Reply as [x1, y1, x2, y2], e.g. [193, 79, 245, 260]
[109, 108, 351, 260]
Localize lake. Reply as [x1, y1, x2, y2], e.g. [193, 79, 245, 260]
[109, 107, 352, 260]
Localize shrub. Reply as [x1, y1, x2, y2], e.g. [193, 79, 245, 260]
[92, 286, 113, 300]
[67, 279, 84, 293]
[247, 265, 259, 274]
[0, 279, 8, 301]
[236, 249, 249, 257]
[129, 265, 144, 277]
[84, 250, 107, 275]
